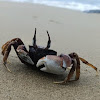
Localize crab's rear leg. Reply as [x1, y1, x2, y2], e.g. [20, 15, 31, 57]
[54, 59, 76, 84]
[1, 38, 26, 72]
[75, 64, 80, 81]
[62, 58, 80, 83]
[75, 55, 80, 81]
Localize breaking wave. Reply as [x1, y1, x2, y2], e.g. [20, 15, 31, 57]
[1, 0, 100, 12]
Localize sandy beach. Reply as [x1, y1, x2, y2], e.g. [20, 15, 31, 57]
[0, 1, 100, 100]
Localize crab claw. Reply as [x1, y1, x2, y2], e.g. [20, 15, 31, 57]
[36, 55, 67, 74]
[17, 46, 34, 65]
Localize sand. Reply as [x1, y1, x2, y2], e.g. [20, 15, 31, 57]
[0, 1, 100, 100]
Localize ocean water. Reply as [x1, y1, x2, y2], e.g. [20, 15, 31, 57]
[1, 0, 100, 12]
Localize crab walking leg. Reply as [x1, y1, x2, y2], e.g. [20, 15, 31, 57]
[3, 48, 12, 72]
[4, 64, 12, 72]
[75, 56, 80, 80]
[2, 41, 11, 55]
[2, 38, 24, 64]
[75, 64, 80, 81]
[79, 57, 98, 75]
[64, 59, 76, 82]
[2, 38, 24, 55]
[54, 59, 76, 84]
[3, 42, 14, 64]
[2, 38, 18, 55]
[1, 38, 26, 72]
[2, 42, 14, 72]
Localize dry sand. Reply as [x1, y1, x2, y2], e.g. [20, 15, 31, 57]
[0, 1, 100, 100]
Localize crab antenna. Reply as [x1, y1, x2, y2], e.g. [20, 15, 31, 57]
[33, 28, 37, 47]
[46, 31, 51, 49]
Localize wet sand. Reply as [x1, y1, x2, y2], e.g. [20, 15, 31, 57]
[0, 1, 100, 100]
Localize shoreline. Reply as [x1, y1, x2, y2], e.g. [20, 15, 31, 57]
[1, 0, 100, 14]
[1, 0, 100, 13]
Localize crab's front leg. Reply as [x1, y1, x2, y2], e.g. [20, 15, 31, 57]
[1, 38, 26, 72]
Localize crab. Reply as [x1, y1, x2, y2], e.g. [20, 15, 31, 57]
[1, 28, 57, 72]
[36, 52, 98, 84]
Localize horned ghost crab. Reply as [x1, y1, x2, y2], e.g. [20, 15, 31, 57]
[1, 29, 97, 84]
[37, 52, 98, 84]
[1, 28, 57, 72]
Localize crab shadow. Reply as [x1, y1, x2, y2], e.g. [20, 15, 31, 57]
[29, 64, 66, 81]
[11, 62, 67, 83]
[7, 59, 99, 86]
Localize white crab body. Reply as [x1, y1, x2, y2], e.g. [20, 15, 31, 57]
[36, 55, 72, 75]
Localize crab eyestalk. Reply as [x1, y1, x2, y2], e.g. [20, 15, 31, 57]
[45, 31, 51, 49]
[33, 28, 37, 48]
[33, 28, 51, 49]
